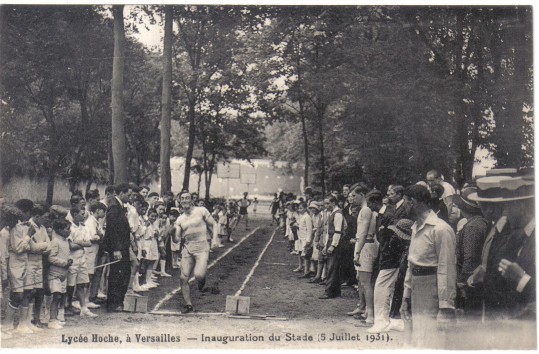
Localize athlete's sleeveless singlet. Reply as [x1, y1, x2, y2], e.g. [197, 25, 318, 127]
[239, 198, 250, 215]
[175, 207, 212, 254]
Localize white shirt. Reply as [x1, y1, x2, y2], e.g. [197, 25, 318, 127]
[404, 211, 456, 309]
[441, 181, 456, 199]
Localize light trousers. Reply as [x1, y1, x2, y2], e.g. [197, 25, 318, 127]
[373, 268, 399, 326]
[411, 273, 444, 348]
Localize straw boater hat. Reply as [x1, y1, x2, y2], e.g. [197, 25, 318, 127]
[485, 168, 518, 176]
[388, 219, 414, 241]
[468, 174, 534, 202]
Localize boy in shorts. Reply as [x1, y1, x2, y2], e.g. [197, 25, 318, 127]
[48, 219, 73, 329]
[65, 207, 97, 318]
[85, 202, 106, 307]
[3, 204, 29, 335]
[7, 200, 35, 335]
[236, 192, 251, 230]
[27, 204, 51, 330]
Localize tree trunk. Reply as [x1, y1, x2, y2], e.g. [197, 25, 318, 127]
[316, 106, 326, 197]
[296, 54, 309, 189]
[86, 177, 93, 193]
[111, 5, 128, 184]
[500, 7, 529, 168]
[160, 5, 173, 194]
[204, 169, 209, 201]
[0, 6, 4, 191]
[107, 132, 114, 184]
[196, 172, 202, 196]
[46, 157, 57, 206]
[204, 154, 216, 202]
[182, 100, 196, 191]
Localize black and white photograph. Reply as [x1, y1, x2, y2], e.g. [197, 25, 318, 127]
[0, 3, 535, 350]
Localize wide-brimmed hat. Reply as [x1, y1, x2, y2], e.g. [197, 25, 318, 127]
[453, 186, 481, 212]
[308, 201, 320, 211]
[468, 175, 534, 202]
[388, 218, 414, 241]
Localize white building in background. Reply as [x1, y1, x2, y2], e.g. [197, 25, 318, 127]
[472, 147, 497, 177]
[165, 157, 305, 199]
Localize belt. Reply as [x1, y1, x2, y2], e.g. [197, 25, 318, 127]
[365, 238, 375, 244]
[411, 265, 437, 276]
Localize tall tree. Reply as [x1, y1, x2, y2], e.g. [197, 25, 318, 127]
[160, 5, 173, 193]
[111, 5, 128, 183]
[1, 6, 77, 204]
[173, 6, 254, 191]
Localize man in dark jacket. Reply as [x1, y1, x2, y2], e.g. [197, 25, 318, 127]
[454, 186, 488, 314]
[469, 173, 535, 319]
[387, 184, 412, 326]
[103, 183, 132, 312]
[319, 196, 345, 299]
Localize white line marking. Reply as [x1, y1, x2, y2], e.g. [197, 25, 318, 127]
[150, 310, 226, 317]
[263, 262, 289, 266]
[234, 229, 277, 297]
[152, 226, 261, 312]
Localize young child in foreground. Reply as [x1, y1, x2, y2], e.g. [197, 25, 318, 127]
[48, 219, 73, 329]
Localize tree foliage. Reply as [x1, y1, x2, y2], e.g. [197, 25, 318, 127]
[0, 5, 533, 202]
[0, 5, 161, 202]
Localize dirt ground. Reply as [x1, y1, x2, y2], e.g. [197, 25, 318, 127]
[1, 213, 536, 349]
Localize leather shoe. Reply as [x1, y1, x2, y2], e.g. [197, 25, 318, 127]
[347, 307, 361, 316]
[182, 304, 195, 314]
[297, 274, 311, 279]
[107, 305, 124, 313]
[353, 313, 367, 321]
[309, 277, 321, 283]
[355, 320, 374, 327]
[64, 306, 79, 316]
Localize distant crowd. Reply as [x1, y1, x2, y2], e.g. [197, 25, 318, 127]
[271, 169, 534, 347]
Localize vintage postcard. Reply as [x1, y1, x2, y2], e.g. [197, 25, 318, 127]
[0, 3, 535, 350]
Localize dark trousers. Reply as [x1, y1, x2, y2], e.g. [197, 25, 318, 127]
[325, 247, 344, 297]
[106, 258, 130, 310]
[339, 240, 356, 285]
[165, 237, 173, 274]
[389, 259, 408, 318]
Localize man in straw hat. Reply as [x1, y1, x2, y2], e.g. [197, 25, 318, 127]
[468, 171, 535, 319]
[400, 184, 456, 348]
